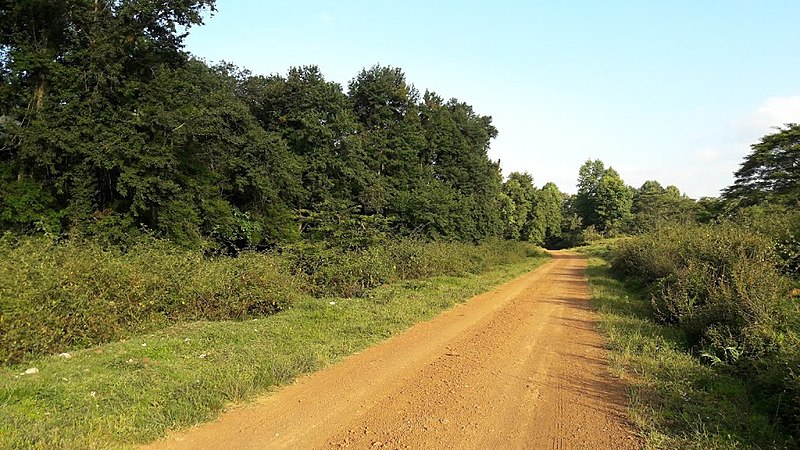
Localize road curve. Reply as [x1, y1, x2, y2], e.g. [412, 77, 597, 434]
[144, 252, 641, 449]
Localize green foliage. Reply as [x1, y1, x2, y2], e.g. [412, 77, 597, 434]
[242, 66, 368, 212]
[288, 238, 540, 298]
[0, 235, 543, 365]
[730, 204, 800, 276]
[611, 223, 800, 434]
[534, 182, 564, 244]
[586, 256, 796, 448]
[574, 159, 633, 233]
[501, 172, 536, 240]
[630, 180, 698, 233]
[595, 168, 633, 234]
[574, 159, 606, 227]
[0, 235, 302, 365]
[0, 254, 547, 449]
[500, 174, 564, 246]
[0, 163, 62, 234]
[2, 33, 510, 246]
[724, 123, 800, 207]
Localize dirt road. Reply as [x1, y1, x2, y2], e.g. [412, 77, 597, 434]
[145, 252, 641, 449]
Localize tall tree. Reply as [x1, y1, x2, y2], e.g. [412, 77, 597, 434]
[631, 180, 697, 232]
[348, 65, 426, 216]
[501, 172, 535, 241]
[574, 159, 606, 227]
[241, 66, 368, 212]
[724, 123, 800, 207]
[533, 182, 564, 244]
[574, 160, 632, 233]
[0, 1, 304, 247]
[595, 168, 633, 233]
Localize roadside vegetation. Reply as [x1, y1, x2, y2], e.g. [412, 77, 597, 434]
[577, 123, 800, 447]
[584, 249, 797, 449]
[1, 236, 539, 365]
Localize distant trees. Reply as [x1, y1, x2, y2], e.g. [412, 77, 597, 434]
[0, 2, 731, 250]
[500, 173, 563, 245]
[630, 180, 697, 233]
[532, 182, 564, 244]
[574, 159, 632, 233]
[501, 172, 536, 241]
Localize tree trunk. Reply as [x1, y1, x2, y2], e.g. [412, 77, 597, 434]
[33, 73, 47, 112]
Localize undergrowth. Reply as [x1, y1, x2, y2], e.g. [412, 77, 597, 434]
[0, 235, 541, 365]
[581, 242, 797, 449]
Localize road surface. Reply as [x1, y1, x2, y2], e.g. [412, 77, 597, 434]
[145, 252, 641, 449]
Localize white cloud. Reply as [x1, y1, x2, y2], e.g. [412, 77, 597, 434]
[735, 95, 800, 138]
[320, 13, 335, 23]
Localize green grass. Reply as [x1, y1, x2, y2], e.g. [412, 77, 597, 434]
[0, 255, 548, 449]
[582, 245, 795, 449]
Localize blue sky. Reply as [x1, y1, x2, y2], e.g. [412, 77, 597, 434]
[185, 0, 800, 198]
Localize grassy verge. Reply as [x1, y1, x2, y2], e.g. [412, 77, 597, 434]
[0, 254, 547, 449]
[581, 244, 795, 449]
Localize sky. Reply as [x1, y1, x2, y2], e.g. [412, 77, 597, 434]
[184, 0, 800, 198]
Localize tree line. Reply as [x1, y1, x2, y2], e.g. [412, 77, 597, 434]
[1, 1, 797, 251]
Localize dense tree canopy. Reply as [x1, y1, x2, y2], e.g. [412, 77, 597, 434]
[630, 180, 697, 233]
[0, 2, 517, 247]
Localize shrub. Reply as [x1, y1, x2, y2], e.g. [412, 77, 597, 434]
[1, 235, 542, 364]
[287, 238, 540, 297]
[610, 221, 800, 434]
[0, 235, 301, 365]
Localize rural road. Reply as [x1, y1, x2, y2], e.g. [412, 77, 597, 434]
[145, 252, 641, 449]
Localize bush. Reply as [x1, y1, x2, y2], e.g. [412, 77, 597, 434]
[0, 235, 302, 365]
[610, 222, 800, 433]
[287, 238, 540, 297]
[652, 258, 791, 359]
[612, 223, 778, 283]
[0, 235, 543, 364]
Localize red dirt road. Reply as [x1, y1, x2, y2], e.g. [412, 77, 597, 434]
[145, 252, 641, 449]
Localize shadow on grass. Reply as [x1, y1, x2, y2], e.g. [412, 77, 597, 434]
[587, 257, 796, 450]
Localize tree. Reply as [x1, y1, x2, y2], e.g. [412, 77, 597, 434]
[574, 159, 606, 227]
[724, 123, 800, 207]
[0, 1, 305, 247]
[533, 182, 564, 244]
[595, 168, 633, 233]
[501, 172, 535, 241]
[242, 66, 368, 213]
[574, 159, 632, 233]
[631, 180, 697, 232]
[347, 65, 426, 217]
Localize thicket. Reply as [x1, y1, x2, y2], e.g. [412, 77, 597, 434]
[612, 222, 800, 434]
[0, 234, 541, 365]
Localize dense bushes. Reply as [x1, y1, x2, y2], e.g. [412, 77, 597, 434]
[0, 235, 542, 365]
[293, 238, 538, 298]
[0, 235, 302, 365]
[611, 223, 800, 434]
